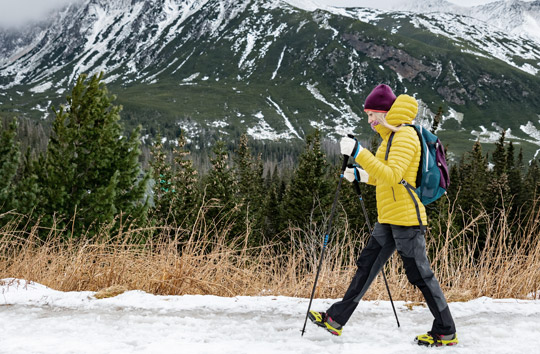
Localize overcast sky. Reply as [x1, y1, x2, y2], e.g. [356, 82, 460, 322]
[0, 0, 80, 28]
[0, 0, 535, 28]
[322, 0, 534, 6]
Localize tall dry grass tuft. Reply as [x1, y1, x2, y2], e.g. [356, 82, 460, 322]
[1, 198, 540, 301]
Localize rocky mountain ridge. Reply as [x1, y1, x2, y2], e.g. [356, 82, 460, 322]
[0, 0, 539, 159]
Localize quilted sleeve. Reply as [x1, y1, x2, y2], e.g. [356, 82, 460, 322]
[355, 128, 418, 185]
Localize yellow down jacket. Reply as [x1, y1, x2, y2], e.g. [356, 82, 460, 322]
[354, 94, 427, 226]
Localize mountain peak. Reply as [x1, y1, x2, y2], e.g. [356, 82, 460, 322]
[0, 0, 540, 157]
[390, 0, 463, 13]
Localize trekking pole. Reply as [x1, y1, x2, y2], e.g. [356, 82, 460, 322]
[301, 153, 349, 336]
[352, 178, 401, 328]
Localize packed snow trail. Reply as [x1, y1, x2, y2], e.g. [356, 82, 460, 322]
[1, 280, 539, 354]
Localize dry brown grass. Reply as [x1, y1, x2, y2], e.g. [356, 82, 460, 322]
[1, 198, 540, 302]
[94, 285, 129, 299]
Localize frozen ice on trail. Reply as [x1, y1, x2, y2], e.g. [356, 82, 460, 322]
[1, 279, 540, 353]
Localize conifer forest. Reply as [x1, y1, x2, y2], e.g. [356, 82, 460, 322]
[1, 73, 540, 297]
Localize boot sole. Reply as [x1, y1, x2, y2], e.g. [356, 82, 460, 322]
[416, 338, 458, 347]
[307, 312, 326, 328]
[308, 312, 341, 336]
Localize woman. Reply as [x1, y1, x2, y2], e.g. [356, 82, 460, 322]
[308, 84, 458, 347]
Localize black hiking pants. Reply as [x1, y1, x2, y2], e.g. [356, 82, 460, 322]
[326, 222, 456, 335]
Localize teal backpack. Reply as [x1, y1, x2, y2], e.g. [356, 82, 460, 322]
[386, 125, 450, 228]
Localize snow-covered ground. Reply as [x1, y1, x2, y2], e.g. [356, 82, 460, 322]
[1, 279, 539, 354]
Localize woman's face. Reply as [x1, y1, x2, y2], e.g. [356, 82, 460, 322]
[366, 111, 386, 131]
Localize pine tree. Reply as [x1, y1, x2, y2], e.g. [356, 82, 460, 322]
[491, 131, 507, 177]
[525, 159, 540, 205]
[234, 134, 262, 200]
[204, 140, 238, 230]
[431, 106, 443, 134]
[282, 130, 332, 229]
[233, 134, 265, 240]
[149, 134, 175, 222]
[171, 132, 199, 225]
[262, 165, 285, 241]
[453, 141, 494, 253]
[446, 162, 461, 202]
[148, 131, 200, 227]
[0, 118, 20, 214]
[506, 143, 524, 210]
[13, 148, 40, 216]
[36, 73, 149, 235]
[457, 141, 489, 213]
[487, 132, 510, 209]
[263, 183, 281, 240]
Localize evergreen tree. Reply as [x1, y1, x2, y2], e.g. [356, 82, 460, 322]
[233, 134, 265, 238]
[262, 166, 286, 241]
[487, 132, 510, 209]
[13, 148, 40, 216]
[171, 132, 199, 225]
[0, 118, 20, 214]
[149, 134, 175, 222]
[431, 106, 443, 134]
[204, 140, 238, 230]
[36, 73, 149, 235]
[234, 134, 263, 201]
[506, 143, 524, 211]
[456, 141, 489, 213]
[263, 184, 281, 240]
[148, 131, 199, 228]
[525, 159, 540, 205]
[491, 131, 507, 178]
[446, 162, 461, 202]
[282, 130, 332, 229]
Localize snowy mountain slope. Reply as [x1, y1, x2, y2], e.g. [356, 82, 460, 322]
[0, 0, 540, 159]
[2, 0, 537, 89]
[390, 0, 540, 43]
[328, 6, 540, 76]
[469, 0, 540, 42]
[392, 0, 464, 14]
[284, 0, 540, 44]
[283, 1, 540, 76]
[1, 279, 540, 354]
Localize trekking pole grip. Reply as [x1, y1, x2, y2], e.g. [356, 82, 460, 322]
[340, 134, 357, 173]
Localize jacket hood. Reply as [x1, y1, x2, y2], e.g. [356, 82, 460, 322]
[374, 94, 418, 137]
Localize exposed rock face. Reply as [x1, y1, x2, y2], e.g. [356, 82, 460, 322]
[0, 0, 539, 144]
[342, 33, 439, 81]
[437, 85, 466, 105]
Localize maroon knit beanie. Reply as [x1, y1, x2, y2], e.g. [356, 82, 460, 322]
[364, 84, 396, 112]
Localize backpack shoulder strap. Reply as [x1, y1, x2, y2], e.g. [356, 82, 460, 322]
[385, 132, 395, 161]
[400, 180, 426, 233]
[384, 125, 416, 161]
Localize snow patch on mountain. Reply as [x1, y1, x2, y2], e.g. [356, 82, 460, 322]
[29, 81, 53, 94]
[177, 119, 201, 144]
[267, 96, 301, 139]
[271, 46, 287, 80]
[248, 111, 292, 140]
[520, 119, 540, 159]
[305, 83, 361, 137]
